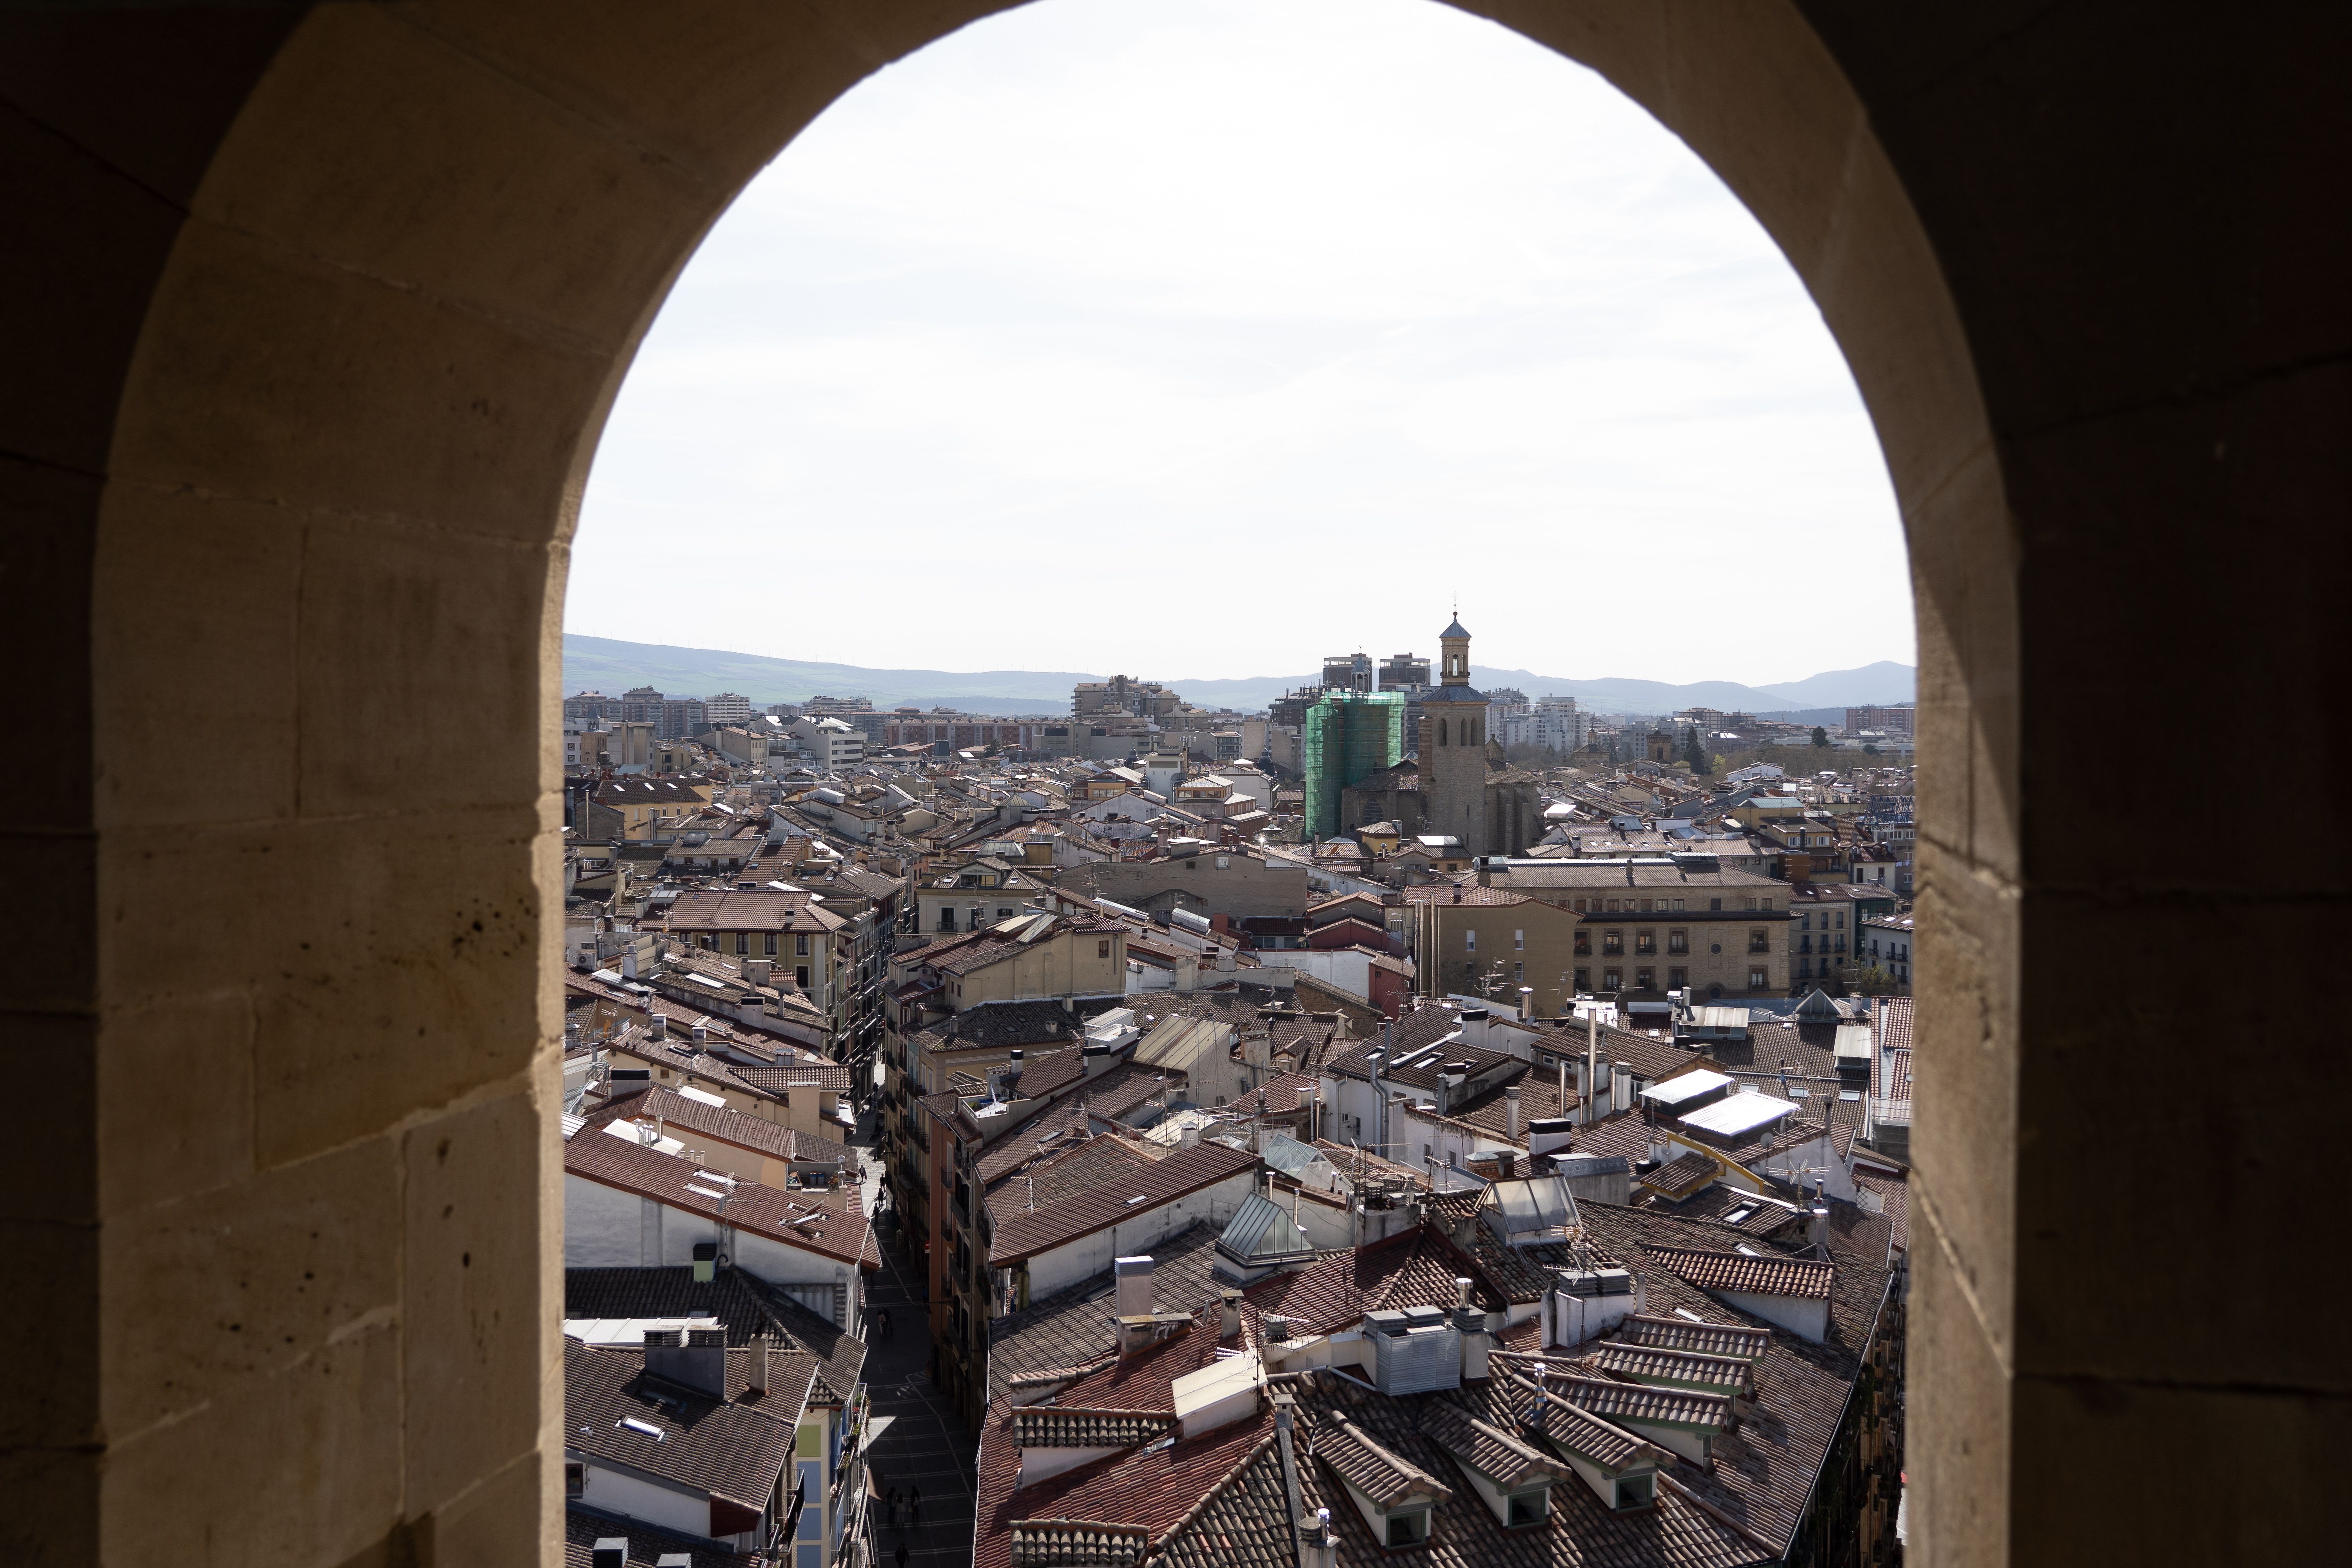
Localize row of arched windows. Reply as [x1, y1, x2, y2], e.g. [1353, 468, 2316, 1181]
[1434, 715, 1483, 748]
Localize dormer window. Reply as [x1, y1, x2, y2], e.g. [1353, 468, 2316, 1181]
[1385, 1512, 1427, 1547]
[1507, 1491, 1548, 1526]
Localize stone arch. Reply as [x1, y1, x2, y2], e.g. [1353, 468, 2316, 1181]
[9, 4, 2339, 1564]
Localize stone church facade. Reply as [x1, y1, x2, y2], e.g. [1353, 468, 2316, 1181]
[1339, 617, 1539, 857]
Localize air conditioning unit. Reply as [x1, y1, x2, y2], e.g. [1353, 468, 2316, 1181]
[1365, 1307, 1461, 1395]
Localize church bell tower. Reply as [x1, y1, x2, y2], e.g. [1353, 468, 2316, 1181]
[1422, 613, 1488, 856]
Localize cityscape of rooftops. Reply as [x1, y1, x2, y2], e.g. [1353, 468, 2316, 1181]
[557, 5, 1915, 1566]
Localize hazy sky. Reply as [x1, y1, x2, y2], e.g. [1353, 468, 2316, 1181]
[568, 0, 1913, 685]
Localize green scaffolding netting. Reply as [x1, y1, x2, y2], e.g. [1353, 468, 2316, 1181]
[1302, 691, 1403, 844]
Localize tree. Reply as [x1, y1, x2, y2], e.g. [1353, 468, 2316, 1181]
[1862, 743, 1880, 757]
[1682, 724, 1708, 775]
[1811, 726, 1830, 748]
[1852, 964, 1907, 996]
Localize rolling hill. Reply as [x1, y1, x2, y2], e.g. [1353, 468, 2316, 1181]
[561, 634, 1914, 716]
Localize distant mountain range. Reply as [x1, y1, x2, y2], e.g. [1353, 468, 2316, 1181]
[562, 634, 1914, 717]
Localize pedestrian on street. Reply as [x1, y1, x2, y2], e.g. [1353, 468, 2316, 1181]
[897, 1542, 909, 1568]
[909, 1484, 922, 1523]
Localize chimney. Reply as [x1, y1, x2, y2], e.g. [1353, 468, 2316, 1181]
[592, 1539, 629, 1568]
[649, 1011, 669, 1042]
[1810, 1206, 1831, 1249]
[1612, 1060, 1632, 1114]
[1454, 1276, 1491, 1380]
[1120, 1260, 1157, 1316]
[1506, 1083, 1522, 1143]
[1220, 1289, 1243, 1339]
[691, 1022, 710, 1045]
[1180, 1122, 1201, 1149]
[749, 1334, 771, 1397]
[643, 1326, 728, 1399]
[1299, 1511, 1336, 1568]
[746, 958, 771, 986]
[1114, 1255, 1156, 1352]
[622, 947, 639, 981]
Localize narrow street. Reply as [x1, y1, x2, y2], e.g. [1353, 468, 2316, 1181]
[852, 1065, 979, 1568]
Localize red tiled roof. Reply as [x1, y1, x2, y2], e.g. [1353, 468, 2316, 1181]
[1642, 1150, 1720, 1199]
[1239, 1225, 1501, 1332]
[581, 1087, 798, 1161]
[1645, 1245, 1834, 1300]
[989, 1142, 1256, 1266]
[976, 1405, 1277, 1568]
[564, 1129, 878, 1270]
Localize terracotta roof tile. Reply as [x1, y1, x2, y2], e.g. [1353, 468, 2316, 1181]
[1642, 1151, 1720, 1200]
[1012, 1406, 1177, 1449]
[1613, 1314, 1771, 1364]
[1314, 1411, 1454, 1506]
[563, 1129, 878, 1270]
[1416, 1401, 1572, 1490]
[564, 1340, 807, 1512]
[1643, 1245, 1834, 1301]
[990, 1143, 1256, 1266]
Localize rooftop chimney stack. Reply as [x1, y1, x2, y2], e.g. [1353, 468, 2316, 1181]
[1506, 1083, 1522, 1142]
[750, 1334, 771, 1396]
[592, 1539, 629, 1568]
[642, 1325, 729, 1399]
[1114, 1255, 1156, 1353]
[649, 1012, 668, 1042]
[1220, 1289, 1243, 1339]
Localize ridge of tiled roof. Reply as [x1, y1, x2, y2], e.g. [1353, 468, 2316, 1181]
[1613, 1314, 1772, 1364]
[1147, 1427, 1294, 1568]
[1643, 1245, 1835, 1301]
[1313, 1411, 1453, 1506]
[1581, 1341, 1754, 1394]
[1507, 1377, 1666, 1473]
[1011, 1405, 1176, 1450]
[1416, 1400, 1572, 1490]
[1548, 1370, 1734, 1431]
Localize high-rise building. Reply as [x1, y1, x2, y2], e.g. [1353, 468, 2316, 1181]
[1378, 652, 1430, 690]
[1300, 690, 1403, 843]
[1844, 704, 1915, 735]
[1320, 652, 1373, 692]
[704, 691, 751, 724]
